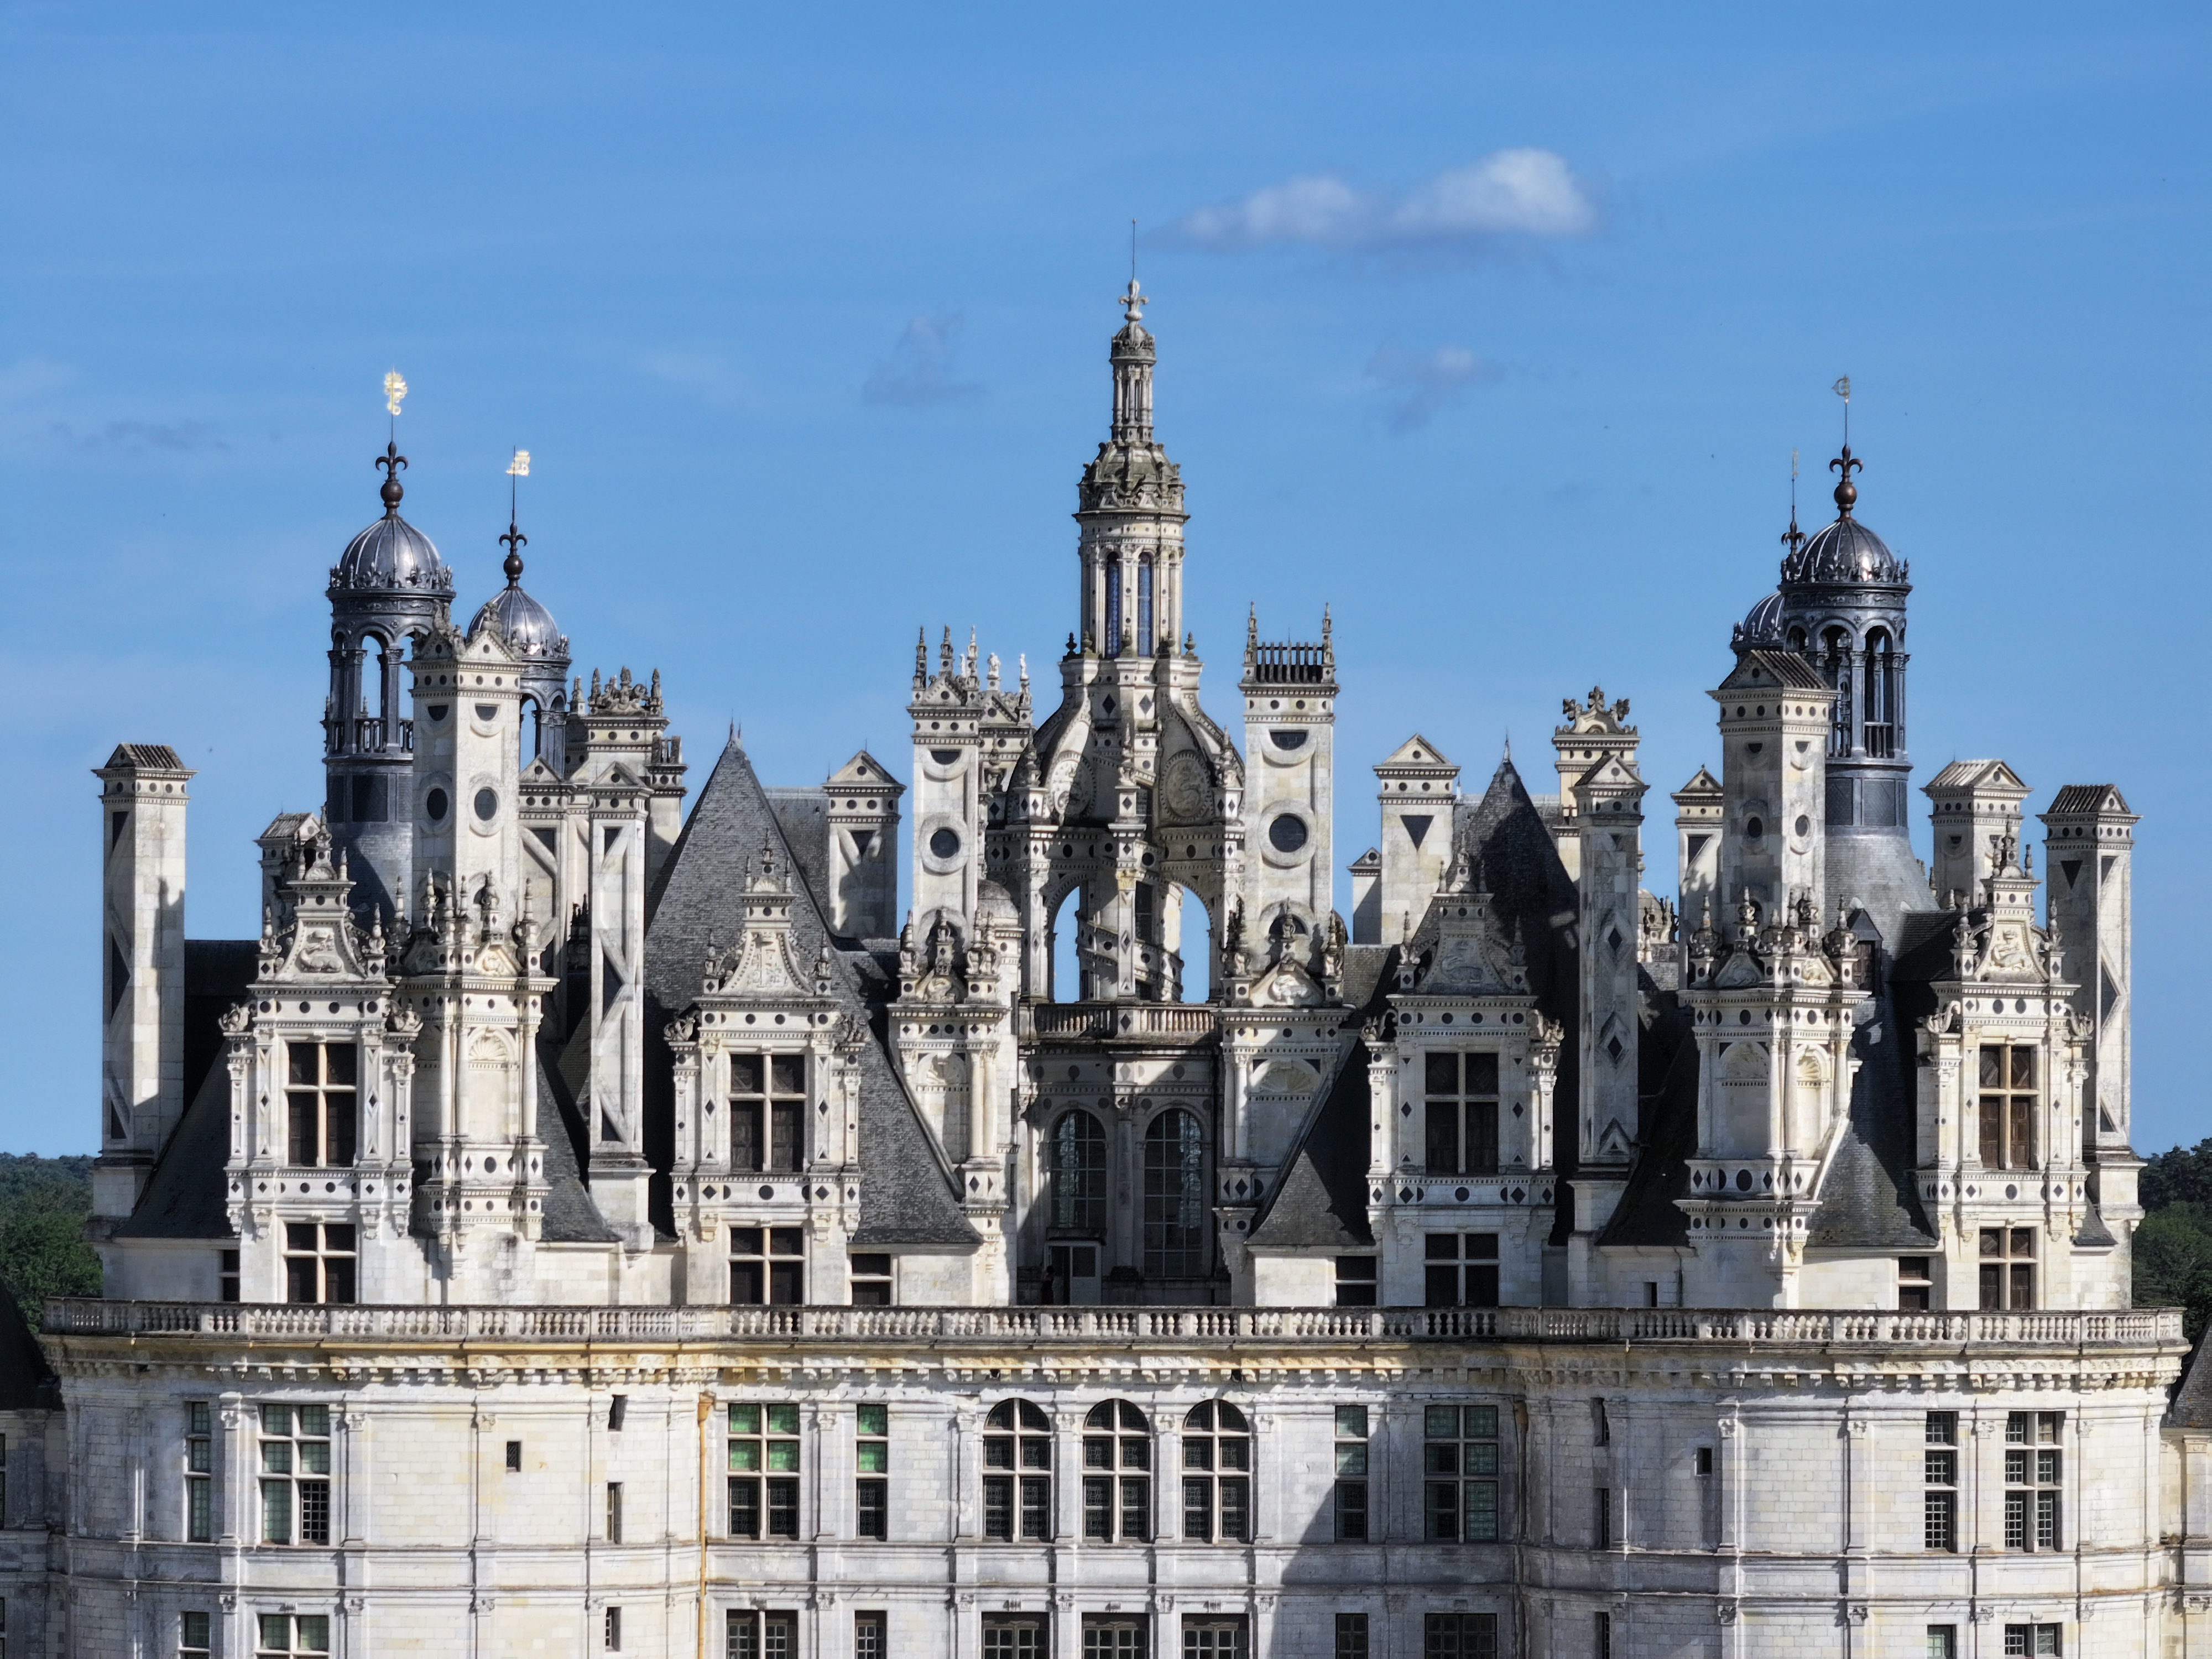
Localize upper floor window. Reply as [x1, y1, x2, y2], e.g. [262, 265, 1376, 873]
[258, 1405, 331, 1546]
[1924, 1411, 1958, 1551]
[1424, 1405, 1501, 1542]
[1425, 1052, 1500, 1176]
[1898, 1256, 1933, 1311]
[256, 1614, 330, 1656]
[732, 1228, 804, 1306]
[285, 1042, 357, 1167]
[1333, 1256, 1376, 1308]
[1082, 1399, 1151, 1541]
[1977, 1045, 2038, 1170]
[855, 1404, 889, 1539]
[1980, 1228, 2036, 1311]
[727, 1402, 800, 1540]
[1425, 1234, 1500, 1308]
[983, 1399, 1052, 1541]
[849, 1253, 893, 1306]
[1105, 563, 1123, 656]
[2004, 1411, 2063, 1551]
[1142, 1109, 1208, 1281]
[1050, 1110, 1107, 1236]
[1333, 1406, 1369, 1541]
[1181, 1400, 1250, 1542]
[284, 1223, 356, 1305]
[731, 1055, 805, 1172]
[186, 1402, 213, 1542]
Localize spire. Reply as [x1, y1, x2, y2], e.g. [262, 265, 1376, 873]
[374, 442, 406, 514]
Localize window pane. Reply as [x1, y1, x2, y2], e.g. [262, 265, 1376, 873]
[771, 1055, 805, 1094]
[1464, 1052, 1499, 1094]
[1425, 1406, 1460, 1438]
[1425, 1053, 1458, 1094]
[731, 1055, 764, 1094]
[1337, 1406, 1369, 1438]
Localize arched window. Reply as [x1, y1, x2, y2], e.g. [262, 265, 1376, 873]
[1082, 1400, 1151, 1540]
[1138, 557, 1155, 655]
[1142, 1109, 1207, 1281]
[1863, 628, 1896, 758]
[1050, 1111, 1107, 1235]
[983, 1400, 1052, 1541]
[1821, 625, 1855, 757]
[1180, 1401, 1251, 1541]
[1105, 563, 1123, 657]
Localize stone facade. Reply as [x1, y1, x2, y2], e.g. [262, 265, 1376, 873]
[19, 285, 2212, 1656]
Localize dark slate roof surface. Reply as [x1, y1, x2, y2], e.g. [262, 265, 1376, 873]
[643, 740, 977, 1251]
[1246, 1039, 1375, 1250]
[112, 1059, 232, 1240]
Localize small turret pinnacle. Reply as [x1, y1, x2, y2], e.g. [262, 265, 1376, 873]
[374, 442, 406, 513]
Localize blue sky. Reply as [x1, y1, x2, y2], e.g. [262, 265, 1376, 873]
[3, 5, 2206, 1155]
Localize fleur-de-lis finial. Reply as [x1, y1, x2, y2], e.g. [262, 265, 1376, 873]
[1829, 444, 1863, 517]
[374, 441, 408, 512]
[499, 520, 528, 586]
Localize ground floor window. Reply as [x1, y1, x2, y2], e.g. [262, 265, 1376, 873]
[726, 1611, 796, 1659]
[2004, 1627, 2061, 1656]
[180, 1611, 211, 1659]
[1423, 1614, 1497, 1658]
[1181, 1616, 1245, 1656]
[853, 1613, 885, 1659]
[256, 1615, 330, 1656]
[1084, 1615, 1146, 1658]
[1334, 1613, 1368, 1659]
[982, 1614, 1049, 1657]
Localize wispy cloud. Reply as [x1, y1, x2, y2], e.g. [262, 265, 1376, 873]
[1165, 149, 1598, 254]
[1365, 346, 1497, 432]
[863, 314, 981, 408]
[637, 348, 745, 406]
[53, 419, 229, 452]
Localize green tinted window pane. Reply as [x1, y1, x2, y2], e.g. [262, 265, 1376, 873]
[1465, 1480, 1500, 1541]
[181, 1613, 211, 1646]
[260, 1481, 290, 1544]
[767, 1404, 800, 1434]
[261, 1442, 293, 1475]
[260, 1405, 291, 1434]
[187, 1439, 211, 1473]
[857, 1443, 889, 1473]
[1335, 1445, 1368, 1476]
[301, 1442, 330, 1475]
[1423, 1444, 1458, 1475]
[1466, 1443, 1499, 1476]
[260, 1614, 291, 1647]
[298, 1614, 331, 1651]
[1425, 1406, 1459, 1439]
[728, 1405, 761, 1434]
[857, 1404, 888, 1437]
[298, 1406, 330, 1437]
[729, 1441, 761, 1471]
[1465, 1406, 1499, 1438]
[1335, 1405, 1368, 1439]
[187, 1401, 211, 1436]
[768, 1439, 800, 1472]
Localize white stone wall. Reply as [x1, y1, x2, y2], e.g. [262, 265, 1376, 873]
[35, 1312, 2188, 1657]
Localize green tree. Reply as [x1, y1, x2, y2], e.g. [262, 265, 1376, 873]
[0, 1155, 101, 1326]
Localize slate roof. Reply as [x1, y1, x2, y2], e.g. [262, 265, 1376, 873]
[2172, 1335, 2212, 1430]
[1246, 1037, 1375, 1250]
[0, 1293, 58, 1408]
[643, 739, 978, 1251]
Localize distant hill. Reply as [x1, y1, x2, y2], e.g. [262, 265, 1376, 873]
[0, 1155, 102, 1326]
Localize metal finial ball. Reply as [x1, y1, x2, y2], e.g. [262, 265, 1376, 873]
[1832, 476, 1857, 514]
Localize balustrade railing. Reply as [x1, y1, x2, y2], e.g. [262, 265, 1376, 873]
[42, 1300, 2182, 1348]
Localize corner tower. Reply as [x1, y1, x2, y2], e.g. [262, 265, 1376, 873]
[325, 444, 453, 921]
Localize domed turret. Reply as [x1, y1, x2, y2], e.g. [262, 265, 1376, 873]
[466, 518, 572, 768]
[324, 442, 454, 923]
[332, 444, 454, 594]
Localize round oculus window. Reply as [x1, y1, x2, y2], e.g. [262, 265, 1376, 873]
[425, 787, 450, 823]
[928, 827, 961, 859]
[1267, 813, 1309, 854]
[1745, 815, 1765, 840]
[1794, 814, 1811, 837]
[473, 788, 499, 822]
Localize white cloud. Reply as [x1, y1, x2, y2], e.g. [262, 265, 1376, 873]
[1365, 345, 1496, 432]
[863, 314, 982, 408]
[1165, 149, 1597, 253]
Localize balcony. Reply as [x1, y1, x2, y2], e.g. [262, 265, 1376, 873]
[1018, 1002, 1219, 1044]
[41, 1300, 2182, 1350]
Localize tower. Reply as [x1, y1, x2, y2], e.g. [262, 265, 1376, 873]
[1552, 688, 1639, 884]
[1923, 759, 2031, 907]
[1370, 737, 1457, 946]
[821, 751, 904, 938]
[2041, 785, 2138, 1150]
[1710, 651, 1834, 928]
[907, 629, 990, 941]
[1671, 764, 1723, 958]
[1240, 608, 1336, 944]
[1564, 737, 1645, 1297]
[580, 679, 654, 1251]
[325, 443, 452, 921]
[91, 744, 194, 1219]
[1771, 444, 1928, 936]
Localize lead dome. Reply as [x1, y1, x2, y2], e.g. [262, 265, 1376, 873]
[331, 442, 452, 594]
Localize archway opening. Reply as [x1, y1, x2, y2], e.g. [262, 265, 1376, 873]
[1050, 887, 1082, 1003]
[1168, 884, 1212, 1003]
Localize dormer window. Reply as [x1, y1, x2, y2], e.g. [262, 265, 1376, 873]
[1976, 1046, 2038, 1170]
[285, 1043, 357, 1168]
[730, 1054, 805, 1172]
